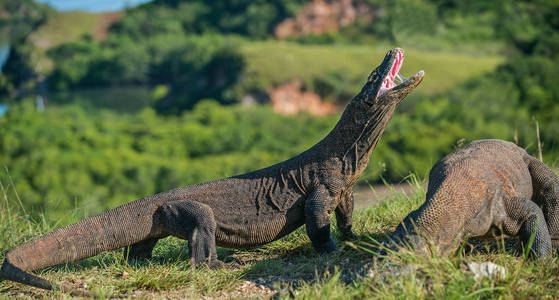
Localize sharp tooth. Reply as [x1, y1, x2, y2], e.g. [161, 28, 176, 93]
[396, 73, 407, 83]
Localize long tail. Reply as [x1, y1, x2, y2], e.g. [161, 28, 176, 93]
[0, 195, 167, 295]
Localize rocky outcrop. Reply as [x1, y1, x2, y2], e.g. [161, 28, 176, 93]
[94, 12, 122, 40]
[268, 80, 337, 116]
[275, 0, 372, 39]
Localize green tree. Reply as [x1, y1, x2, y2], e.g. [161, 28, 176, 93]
[111, 0, 305, 39]
[151, 35, 245, 113]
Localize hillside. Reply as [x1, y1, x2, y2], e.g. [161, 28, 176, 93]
[27, 10, 122, 74]
[20, 7, 503, 98]
[241, 41, 502, 97]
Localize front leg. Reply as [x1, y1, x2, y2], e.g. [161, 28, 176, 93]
[305, 186, 338, 254]
[335, 192, 358, 240]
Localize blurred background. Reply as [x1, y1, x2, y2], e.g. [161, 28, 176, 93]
[0, 0, 557, 221]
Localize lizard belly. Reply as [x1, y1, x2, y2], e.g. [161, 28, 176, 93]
[214, 209, 305, 248]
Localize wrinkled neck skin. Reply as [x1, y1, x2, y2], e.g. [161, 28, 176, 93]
[326, 86, 402, 177]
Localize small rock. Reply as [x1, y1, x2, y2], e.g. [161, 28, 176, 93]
[360, 262, 417, 281]
[467, 261, 506, 281]
[121, 271, 129, 278]
[360, 262, 376, 278]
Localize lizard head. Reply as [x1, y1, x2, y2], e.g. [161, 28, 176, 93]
[384, 217, 462, 258]
[328, 47, 424, 175]
[338, 48, 424, 139]
[358, 47, 424, 108]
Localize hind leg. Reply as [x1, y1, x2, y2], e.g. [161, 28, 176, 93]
[503, 197, 552, 258]
[124, 238, 160, 261]
[525, 156, 559, 249]
[159, 200, 222, 268]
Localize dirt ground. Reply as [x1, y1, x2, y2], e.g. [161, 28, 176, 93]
[352, 183, 420, 210]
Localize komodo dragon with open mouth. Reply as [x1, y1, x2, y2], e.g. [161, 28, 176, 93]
[386, 139, 559, 258]
[0, 48, 424, 295]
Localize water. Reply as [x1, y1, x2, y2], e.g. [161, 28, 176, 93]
[0, 43, 9, 115]
[0, 86, 153, 116]
[0, 25, 150, 116]
[0, 44, 10, 73]
[48, 86, 153, 113]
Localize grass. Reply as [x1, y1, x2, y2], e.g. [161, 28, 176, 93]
[241, 40, 503, 97]
[2, 177, 558, 299]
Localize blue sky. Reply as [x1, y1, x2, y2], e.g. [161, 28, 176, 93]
[35, 0, 154, 12]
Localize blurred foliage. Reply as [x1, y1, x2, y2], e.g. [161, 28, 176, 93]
[305, 0, 501, 49]
[0, 0, 514, 110]
[465, 0, 559, 154]
[1, 0, 506, 109]
[151, 35, 245, 113]
[110, 0, 305, 39]
[496, 0, 558, 56]
[0, 44, 36, 97]
[0, 0, 558, 220]
[0, 100, 333, 220]
[46, 34, 245, 113]
[0, 0, 51, 42]
[365, 0, 438, 43]
[0, 0, 50, 97]
[497, 0, 559, 111]
[0, 94, 536, 221]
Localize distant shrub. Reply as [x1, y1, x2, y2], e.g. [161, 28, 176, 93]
[3, 91, 547, 222]
[47, 34, 245, 113]
[110, 0, 306, 39]
[151, 35, 245, 113]
[0, 100, 334, 220]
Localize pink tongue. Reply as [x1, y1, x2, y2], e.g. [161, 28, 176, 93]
[382, 51, 403, 90]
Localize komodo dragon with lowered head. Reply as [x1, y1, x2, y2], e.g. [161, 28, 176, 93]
[0, 48, 424, 294]
[386, 139, 559, 258]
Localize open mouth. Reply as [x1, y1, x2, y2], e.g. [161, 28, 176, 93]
[378, 49, 405, 97]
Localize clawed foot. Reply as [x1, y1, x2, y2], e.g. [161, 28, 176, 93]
[206, 259, 242, 269]
[341, 231, 359, 241]
[208, 259, 225, 269]
[314, 239, 339, 254]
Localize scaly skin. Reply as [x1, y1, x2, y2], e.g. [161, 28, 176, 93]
[387, 139, 559, 258]
[0, 48, 424, 295]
